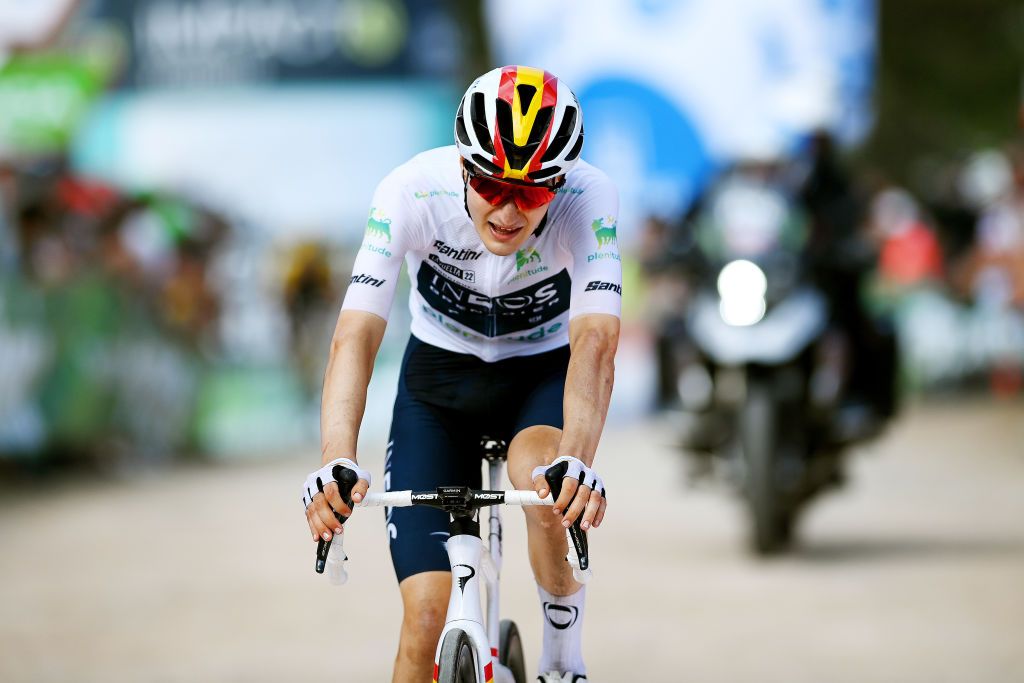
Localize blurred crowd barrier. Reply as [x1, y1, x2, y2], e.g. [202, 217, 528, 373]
[0, 157, 369, 465]
[0, 0, 444, 467]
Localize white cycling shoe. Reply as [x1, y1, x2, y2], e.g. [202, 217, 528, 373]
[538, 673, 587, 683]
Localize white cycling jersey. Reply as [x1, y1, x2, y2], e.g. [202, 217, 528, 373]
[341, 145, 621, 362]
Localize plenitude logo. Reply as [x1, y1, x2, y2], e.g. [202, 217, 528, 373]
[413, 189, 459, 199]
[591, 216, 617, 248]
[365, 208, 392, 243]
[587, 216, 621, 263]
[515, 246, 542, 272]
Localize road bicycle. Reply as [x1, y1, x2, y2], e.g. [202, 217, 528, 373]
[315, 439, 592, 683]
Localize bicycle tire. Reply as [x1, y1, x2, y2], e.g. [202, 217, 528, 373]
[436, 628, 479, 683]
[499, 619, 527, 683]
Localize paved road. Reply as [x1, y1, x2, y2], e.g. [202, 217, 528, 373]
[1, 399, 1022, 682]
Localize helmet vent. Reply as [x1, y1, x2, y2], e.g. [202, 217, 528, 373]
[529, 166, 561, 181]
[565, 127, 584, 161]
[496, 100, 552, 171]
[540, 106, 578, 163]
[455, 109, 471, 146]
[470, 155, 503, 176]
[516, 84, 537, 115]
[470, 92, 495, 156]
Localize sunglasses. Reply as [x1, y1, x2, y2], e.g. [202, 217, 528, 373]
[466, 171, 564, 211]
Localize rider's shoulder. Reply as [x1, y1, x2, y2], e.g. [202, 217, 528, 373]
[376, 146, 461, 196]
[561, 159, 617, 199]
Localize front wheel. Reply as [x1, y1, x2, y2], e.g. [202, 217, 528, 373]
[500, 619, 527, 683]
[437, 629, 479, 683]
[742, 377, 794, 555]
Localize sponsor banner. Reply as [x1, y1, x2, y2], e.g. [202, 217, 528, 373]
[92, 0, 461, 88]
[417, 262, 570, 337]
[72, 83, 455, 233]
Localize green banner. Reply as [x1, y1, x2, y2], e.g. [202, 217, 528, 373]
[0, 54, 104, 154]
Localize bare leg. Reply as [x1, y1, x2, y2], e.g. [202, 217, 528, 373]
[394, 571, 450, 682]
[507, 425, 581, 596]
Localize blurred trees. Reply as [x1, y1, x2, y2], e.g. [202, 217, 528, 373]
[863, 0, 1023, 187]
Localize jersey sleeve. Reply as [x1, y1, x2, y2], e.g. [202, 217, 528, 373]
[563, 172, 622, 320]
[341, 168, 421, 320]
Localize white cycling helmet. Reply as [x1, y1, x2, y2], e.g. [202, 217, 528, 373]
[455, 65, 584, 184]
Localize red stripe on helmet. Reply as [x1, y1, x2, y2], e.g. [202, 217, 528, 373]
[491, 66, 519, 178]
[528, 71, 560, 177]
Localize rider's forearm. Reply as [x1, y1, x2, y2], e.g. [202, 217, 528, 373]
[320, 311, 386, 466]
[557, 318, 619, 466]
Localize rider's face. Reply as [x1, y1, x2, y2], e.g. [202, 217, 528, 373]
[464, 171, 552, 257]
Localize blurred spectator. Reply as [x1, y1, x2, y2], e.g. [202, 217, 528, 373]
[279, 240, 346, 400]
[636, 215, 692, 408]
[952, 148, 1024, 308]
[869, 188, 944, 291]
[799, 131, 900, 419]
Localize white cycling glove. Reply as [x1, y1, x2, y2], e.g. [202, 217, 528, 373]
[302, 457, 372, 509]
[532, 456, 606, 498]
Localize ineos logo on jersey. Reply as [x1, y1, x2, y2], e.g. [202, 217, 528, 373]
[350, 273, 386, 287]
[454, 564, 476, 593]
[585, 280, 622, 294]
[542, 603, 579, 630]
[418, 263, 571, 337]
[433, 240, 482, 261]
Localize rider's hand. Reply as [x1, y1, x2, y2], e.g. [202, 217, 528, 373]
[302, 458, 371, 542]
[532, 456, 607, 532]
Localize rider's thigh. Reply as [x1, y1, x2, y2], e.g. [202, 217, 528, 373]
[507, 425, 561, 489]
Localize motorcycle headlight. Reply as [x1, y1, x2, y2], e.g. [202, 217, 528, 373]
[717, 259, 767, 326]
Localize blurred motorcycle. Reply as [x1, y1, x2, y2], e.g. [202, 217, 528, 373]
[673, 173, 885, 554]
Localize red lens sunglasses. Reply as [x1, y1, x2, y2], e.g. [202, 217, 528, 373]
[466, 169, 564, 211]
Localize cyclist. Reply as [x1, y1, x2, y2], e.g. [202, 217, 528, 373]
[303, 65, 620, 683]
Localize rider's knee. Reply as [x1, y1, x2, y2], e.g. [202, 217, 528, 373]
[508, 425, 561, 488]
[401, 594, 447, 649]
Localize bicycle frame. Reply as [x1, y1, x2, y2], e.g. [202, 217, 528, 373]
[329, 448, 593, 682]
[431, 457, 512, 683]
[350, 459, 551, 683]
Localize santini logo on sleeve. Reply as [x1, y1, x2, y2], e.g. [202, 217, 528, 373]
[350, 273, 386, 287]
[585, 280, 621, 294]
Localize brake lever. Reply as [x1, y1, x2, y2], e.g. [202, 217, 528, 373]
[544, 462, 592, 584]
[314, 467, 358, 575]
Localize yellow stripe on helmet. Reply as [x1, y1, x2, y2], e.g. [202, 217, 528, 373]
[510, 66, 547, 147]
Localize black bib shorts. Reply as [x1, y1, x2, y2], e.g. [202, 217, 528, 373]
[385, 335, 569, 583]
